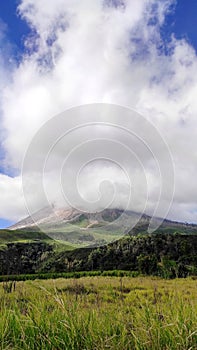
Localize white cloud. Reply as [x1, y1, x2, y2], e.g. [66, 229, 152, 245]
[1, 0, 197, 224]
[0, 174, 26, 221]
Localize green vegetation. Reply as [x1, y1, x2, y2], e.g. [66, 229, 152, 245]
[1, 230, 197, 277]
[0, 276, 197, 349]
[1, 224, 197, 348]
[44, 225, 123, 246]
[39, 233, 197, 278]
[0, 270, 137, 282]
[0, 229, 52, 244]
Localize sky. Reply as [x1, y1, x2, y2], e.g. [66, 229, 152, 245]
[0, 0, 197, 228]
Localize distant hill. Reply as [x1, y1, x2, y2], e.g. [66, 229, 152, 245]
[9, 207, 197, 247]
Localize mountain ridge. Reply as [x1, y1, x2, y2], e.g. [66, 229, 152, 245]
[9, 206, 197, 231]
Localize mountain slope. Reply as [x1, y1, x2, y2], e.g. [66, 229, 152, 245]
[8, 207, 197, 247]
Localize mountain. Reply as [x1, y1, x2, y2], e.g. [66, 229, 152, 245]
[9, 207, 197, 248]
[1, 207, 197, 277]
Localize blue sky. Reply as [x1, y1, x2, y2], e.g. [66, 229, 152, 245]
[0, 219, 13, 229]
[0, 0, 30, 57]
[0, 0, 197, 228]
[0, 0, 196, 58]
[162, 0, 197, 51]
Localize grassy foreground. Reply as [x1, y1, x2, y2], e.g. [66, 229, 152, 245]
[0, 276, 197, 349]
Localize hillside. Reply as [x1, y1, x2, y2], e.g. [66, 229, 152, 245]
[8, 207, 197, 247]
[0, 230, 197, 277]
[9, 207, 144, 247]
[1, 208, 197, 277]
[0, 229, 52, 245]
[36, 232, 197, 278]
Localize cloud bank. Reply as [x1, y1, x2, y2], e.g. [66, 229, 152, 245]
[1, 0, 197, 223]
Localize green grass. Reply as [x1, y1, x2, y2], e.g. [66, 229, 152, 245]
[0, 229, 75, 253]
[0, 276, 197, 349]
[49, 240, 74, 251]
[38, 217, 127, 247]
[0, 229, 52, 244]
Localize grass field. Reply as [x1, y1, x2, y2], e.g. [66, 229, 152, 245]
[0, 276, 197, 349]
[0, 230, 52, 245]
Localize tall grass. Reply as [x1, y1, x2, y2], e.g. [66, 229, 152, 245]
[0, 276, 197, 349]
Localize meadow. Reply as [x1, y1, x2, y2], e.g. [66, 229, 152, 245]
[0, 276, 197, 349]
